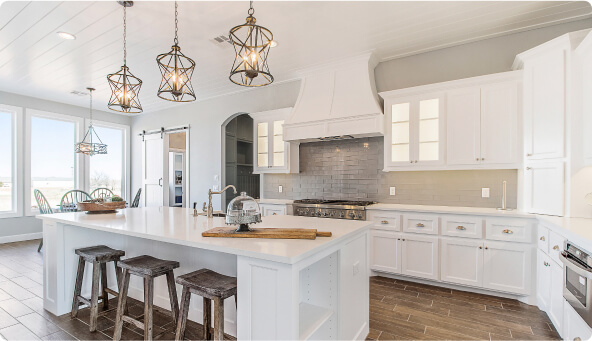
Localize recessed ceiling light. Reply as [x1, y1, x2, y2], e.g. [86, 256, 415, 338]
[270, 40, 278, 48]
[57, 31, 76, 40]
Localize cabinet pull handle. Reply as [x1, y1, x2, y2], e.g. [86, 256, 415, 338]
[456, 226, 466, 231]
[272, 213, 277, 215]
[540, 236, 545, 241]
[381, 220, 389, 224]
[410, 161, 413, 163]
[574, 337, 581, 341]
[402, 239, 405, 241]
[553, 245, 560, 251]
[416, 223, 424, 227]
[526, 167, 532, 170]
[479, 246, 483, 249]
[502, 229, 513, 234]
[527, 153, 532, 157]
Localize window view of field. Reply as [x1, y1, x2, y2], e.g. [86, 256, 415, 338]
[30, 117, 76, 209]
[0, 111, 13, 212]
[89, 125, 124, 198]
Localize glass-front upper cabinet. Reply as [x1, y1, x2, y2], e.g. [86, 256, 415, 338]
[385, 93, 445, 169]
[250, 108, 299, 174]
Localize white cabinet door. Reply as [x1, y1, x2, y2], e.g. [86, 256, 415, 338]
[441, 238, 483, 287]
[480, 82, 518, 165]
[536, 250, 551, 311]
[523, 50, 566, 160]
[482, 240, 532, 295]
[446, 87, 481, 165]
[401, 234, 439, 280]
[370, 230, 401, 274]
[524, 161, 565, 216]
[564, 302, 592, 341]
[251, 108, 298, 174]
[548, 261, 564, 332]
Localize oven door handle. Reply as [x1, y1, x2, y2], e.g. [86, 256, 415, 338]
[560, 252, 592, 279]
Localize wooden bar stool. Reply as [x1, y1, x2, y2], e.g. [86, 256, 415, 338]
[174, 269, 237, 341]
[71, 245, 125, 332]
[113, 255, 180, 341]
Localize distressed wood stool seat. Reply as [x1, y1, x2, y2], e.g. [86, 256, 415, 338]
[71, 245, 126, 332]
[113, 255, 180, 341]
[174, 269, 237, 341]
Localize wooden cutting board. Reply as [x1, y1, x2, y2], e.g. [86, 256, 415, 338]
[202, 227, 332, 240]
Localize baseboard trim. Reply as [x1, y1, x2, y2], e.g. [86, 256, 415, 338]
[0, 232, 42, 244]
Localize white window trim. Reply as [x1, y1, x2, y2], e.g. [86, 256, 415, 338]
[0, 104, 23, 219]
[25, 109, 84, 216]
[83, 119, 131, 201]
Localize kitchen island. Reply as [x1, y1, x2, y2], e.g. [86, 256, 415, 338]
[37, 207, 370, 340]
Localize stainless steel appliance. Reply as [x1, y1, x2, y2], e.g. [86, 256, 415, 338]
[561, 240, 592, 326]
[292, 199, 375, 220]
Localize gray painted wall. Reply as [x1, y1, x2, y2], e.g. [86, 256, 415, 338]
[129, 19, 592, 212]
[0, 91, 132, 240]
[262, 137, 517, 208]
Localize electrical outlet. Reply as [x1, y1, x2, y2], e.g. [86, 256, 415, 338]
[353, 261, 360, 276]
[278, 185, 283, 193]
[213, 185, 219, 191]
[214, 174, 219, 181]
[390, 187, 396, 196]
[482, 188, 490, 198]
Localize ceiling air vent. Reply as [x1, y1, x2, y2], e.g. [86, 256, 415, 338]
[209, 34, 232, 48]
[70, 90, 88, 96]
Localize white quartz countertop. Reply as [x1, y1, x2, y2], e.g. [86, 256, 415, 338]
[37, 207, 369, 264]
[537, 215, 592, 252]
[367, 203, 533, 218]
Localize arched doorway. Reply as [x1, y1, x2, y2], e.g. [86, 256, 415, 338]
[221, 113, 260, 210]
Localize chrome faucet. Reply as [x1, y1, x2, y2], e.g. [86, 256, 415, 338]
[207, 185, 237, 218]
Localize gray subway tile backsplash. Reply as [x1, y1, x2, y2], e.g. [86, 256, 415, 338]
[262, 137, 517, 208]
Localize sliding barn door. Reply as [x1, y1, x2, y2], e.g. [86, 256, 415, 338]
[142, 134, 169, 207]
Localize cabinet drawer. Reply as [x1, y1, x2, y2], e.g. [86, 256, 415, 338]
[369, 213, 400, 231]
[485, 218, 532, 243]
[442, 215, 483, 239]
[548, 230, 565, 265]
[261, 205, 287, 216]
[403, 213, 439, 235]
[537, 225, 549, 252]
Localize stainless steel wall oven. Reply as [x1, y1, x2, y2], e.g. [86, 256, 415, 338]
[561, 241, 592, 327]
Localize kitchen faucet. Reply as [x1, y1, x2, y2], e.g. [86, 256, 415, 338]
[207, 185, 237, 218]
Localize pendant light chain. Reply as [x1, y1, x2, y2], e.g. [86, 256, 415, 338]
[248, 1, 254, 15]
[89, 88, 93, 127]
[123, 5, 127, 65]
[174, 1, 178, 45]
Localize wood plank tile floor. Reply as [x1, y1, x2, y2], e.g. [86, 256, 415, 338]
[367, 276, 561, 341]
[0, 240, 561, 341]
[0, 240, 235, 341]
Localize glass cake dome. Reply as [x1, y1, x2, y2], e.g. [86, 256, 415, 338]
[226, 192, 262, 232]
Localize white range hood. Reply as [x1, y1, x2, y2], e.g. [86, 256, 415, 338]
[283, 53, 384, 142]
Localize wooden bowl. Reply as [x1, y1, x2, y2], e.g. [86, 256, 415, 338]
[77, 200, 126, 213]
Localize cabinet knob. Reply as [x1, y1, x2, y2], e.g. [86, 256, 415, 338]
[544, 261, 550, 267]
[527, 153, 532, 157]
[416, 223, 425, 228]
[553, 245, 560, 251]
[481, 158, 485, 161]
[476, 158, 479, 161]
[381, 220, 389, 224]
[410, 161, 413, 163]
[540, 236, 545, 241]
[402, 239, 406, 241]
[456, 226, 466, 231]
[526, 167, 532, 170]
[272, 213, 277, 215]
[485, 246, 489, 250]
[502, 229, 513, 234]
[479, 246, 483, 249]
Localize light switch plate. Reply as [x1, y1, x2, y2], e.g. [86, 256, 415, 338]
[278, 185, 283, 193]
[214, 174, 219, 181]
[353, 261, 360, 276]
[390, 187, 396, 196]
[482, 188, 490, 198]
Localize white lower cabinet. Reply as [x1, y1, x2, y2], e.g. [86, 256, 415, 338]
[370, 230, 401, 274]
[259, 203, 292, 216]
[482, 240, 532, 295]
[441, 238, 483, 287]
[548, 260, 564, 332]
[536, 249, 551, 310]
[401, 235, 439, 281]
[564, 302, 592, 341]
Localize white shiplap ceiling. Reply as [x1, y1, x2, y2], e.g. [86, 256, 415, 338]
[0, 1, 590, 114]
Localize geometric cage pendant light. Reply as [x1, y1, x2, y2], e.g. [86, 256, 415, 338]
[75, 87, 107, 156]
[107, 1, 143, 113]
[156, 1, 196, 102]
[229, 1, 274, 87]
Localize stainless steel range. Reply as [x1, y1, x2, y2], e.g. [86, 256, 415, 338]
[292, 199, 376, 220]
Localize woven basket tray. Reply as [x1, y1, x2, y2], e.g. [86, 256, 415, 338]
[77, 201, 126, 212]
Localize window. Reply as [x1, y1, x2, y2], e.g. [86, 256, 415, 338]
[88, 122, 128, 198]
[0, 104, 21, 218]
[29, 113, 79, 211]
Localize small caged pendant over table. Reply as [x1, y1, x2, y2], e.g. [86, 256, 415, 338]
[75, 88, 107, 156]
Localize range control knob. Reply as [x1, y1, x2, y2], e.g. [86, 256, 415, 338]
[348, 212, 355, 218]
[323, 211, 329, 217]
[339, 211, 345, 218]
